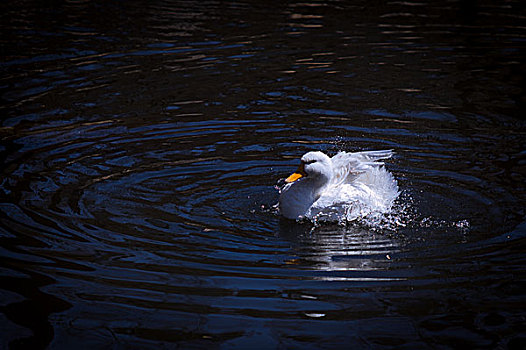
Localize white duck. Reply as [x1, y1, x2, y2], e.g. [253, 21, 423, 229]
[278, 150, 399, 221]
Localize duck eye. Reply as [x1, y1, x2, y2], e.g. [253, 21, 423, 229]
[303, 160, 316, 165]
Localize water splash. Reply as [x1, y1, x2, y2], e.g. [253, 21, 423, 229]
[270, 187, 471, 239]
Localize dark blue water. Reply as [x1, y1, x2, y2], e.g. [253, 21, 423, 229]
[1, 1, 525, 349]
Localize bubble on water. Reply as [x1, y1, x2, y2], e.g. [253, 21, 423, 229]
[455, 219, 470, 229]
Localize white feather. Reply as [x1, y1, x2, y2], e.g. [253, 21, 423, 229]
[279, 150, 399, 221]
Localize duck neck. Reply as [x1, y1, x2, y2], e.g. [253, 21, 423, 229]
[307, 175, 330, 200]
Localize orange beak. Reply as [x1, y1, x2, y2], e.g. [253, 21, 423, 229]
[285, 172, 303, 183]
[285, 163, 306, 183]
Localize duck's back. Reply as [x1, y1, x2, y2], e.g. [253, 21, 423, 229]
[307, 150, 399, 221]
[329, 150, 394, 186]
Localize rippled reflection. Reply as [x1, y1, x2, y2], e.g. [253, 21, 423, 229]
[279, 222, 403, 283]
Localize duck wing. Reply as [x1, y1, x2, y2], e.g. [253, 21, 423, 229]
[330, 150, 394, 187]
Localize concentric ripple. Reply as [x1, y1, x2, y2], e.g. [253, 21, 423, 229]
[1, 0, 525, 348]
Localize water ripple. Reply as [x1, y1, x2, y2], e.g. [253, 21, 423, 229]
[1, 0, 525, 348]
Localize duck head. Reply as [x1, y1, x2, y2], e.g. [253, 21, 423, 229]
[285, 151, 333, 186]
[279, 151, 334, 220]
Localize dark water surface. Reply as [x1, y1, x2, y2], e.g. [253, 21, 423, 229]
[1, 0, 525, 348]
